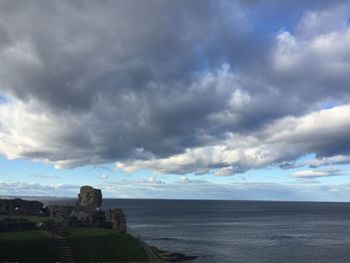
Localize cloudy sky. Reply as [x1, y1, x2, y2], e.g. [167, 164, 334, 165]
[1, 0, 350, 201]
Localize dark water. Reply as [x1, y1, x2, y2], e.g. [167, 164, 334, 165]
[52, 199, 350, 263]
[104, 199, 350, 263]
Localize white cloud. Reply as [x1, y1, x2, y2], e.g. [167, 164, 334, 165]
[147, 176, 163, 184]
[97, 174, 108, 180]
[296, 5, 350, 38]
[307, 155, 350, 167]
[0, 99, 107, 168]
[214, 166, 235, 176]
[31, 173, 60, 179]
[178, 176, 189, 183]
[117, 104, 350, 175]
[290, 168, 343, 178]
[272, 4, 350, 87]
[274, 27, 350, 76]
[92, 5, 350, 175]
[1, 2, 350, 178]
[98, 179, 350, 201]
[0, 181, 79, 197]
[1, 178, 350, 202]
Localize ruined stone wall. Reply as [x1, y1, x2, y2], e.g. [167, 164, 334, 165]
[0, 198, 44, 216]
[105, 208, 127, 233]
[48, 205, 75, 217]
[76, 186, 102, 209]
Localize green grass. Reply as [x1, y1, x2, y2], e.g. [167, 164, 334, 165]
[0, 214, 63, 223]
[0, 224, 150, 262]
[0, 230, 59, 262]
[68, 227, 150, 262]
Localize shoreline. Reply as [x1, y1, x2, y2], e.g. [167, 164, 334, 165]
[130, 232, 197, 263]
[149, 245, 198, 262]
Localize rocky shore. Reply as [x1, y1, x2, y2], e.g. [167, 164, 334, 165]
[129, 230, 197, 263]
[149, 245, 197, 262]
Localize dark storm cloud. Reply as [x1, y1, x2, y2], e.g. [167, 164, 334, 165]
[0, 1, 252, 110]
[0, 0, 350, 173]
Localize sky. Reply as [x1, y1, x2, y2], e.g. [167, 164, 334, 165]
[1, 0, 350, 201]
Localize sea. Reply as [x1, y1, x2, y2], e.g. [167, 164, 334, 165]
[50, 199, 350, 263]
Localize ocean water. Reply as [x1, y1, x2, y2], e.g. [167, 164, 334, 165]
[52, 199, 350, 263]
[103, 199, 350, 263]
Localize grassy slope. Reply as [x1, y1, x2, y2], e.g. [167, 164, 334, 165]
[68, 227, 150, 262]
[0, 230, 59, 262]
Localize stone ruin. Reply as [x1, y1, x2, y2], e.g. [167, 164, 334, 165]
[48, 205, 74, 217]
[48, 185, 127, 233]
[76, 186, 102, 209]
[0, 198, 46, 232]
[105, 208, 127, 234]
[0, 198, 46, 216]
[0, 186, 127, 233]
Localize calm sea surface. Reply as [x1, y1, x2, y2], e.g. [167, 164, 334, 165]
[51, 199, 350, 263]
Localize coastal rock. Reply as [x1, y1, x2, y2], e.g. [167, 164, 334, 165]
[76, 186, 102, 209]
[150, 246, 198, 262]
[105, 208, 127, 233]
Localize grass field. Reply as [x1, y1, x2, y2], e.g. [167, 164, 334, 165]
[0, 214, 63, 223]
[0, 225, 150, 262]
[0, 230, 59, 262]
[68, 227, 150, 262]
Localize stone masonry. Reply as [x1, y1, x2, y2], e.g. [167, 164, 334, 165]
[76, 186, 102, 209]
[105, 208, 127, 234]
[0, 198, 45, 216]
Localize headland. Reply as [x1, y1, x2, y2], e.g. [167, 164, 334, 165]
[0, 185, 196, 262]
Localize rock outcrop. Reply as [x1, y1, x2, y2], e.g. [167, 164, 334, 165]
[76, 186, 102, 209]
[105, 208, 127, 233]
[150, 246, 198, 262]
